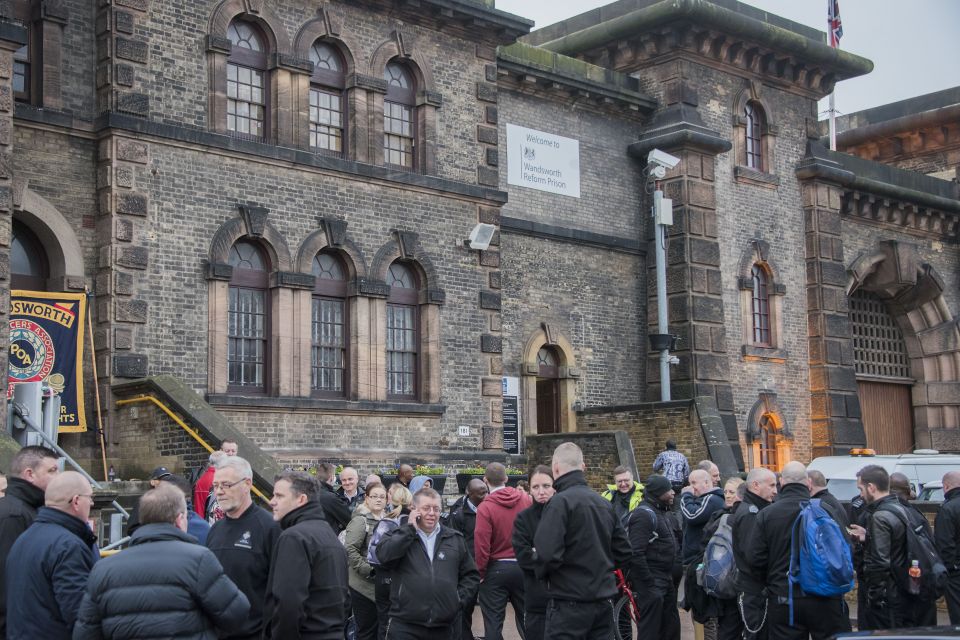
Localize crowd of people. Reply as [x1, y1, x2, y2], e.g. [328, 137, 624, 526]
[0, 440, 958, 639]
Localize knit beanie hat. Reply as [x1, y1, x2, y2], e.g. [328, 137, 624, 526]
[644, 474, 673, 499]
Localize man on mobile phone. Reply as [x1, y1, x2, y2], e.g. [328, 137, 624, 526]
[376, 487, 479, 640]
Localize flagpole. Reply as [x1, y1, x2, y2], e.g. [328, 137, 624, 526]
[86, 289, 109, 482]
[828, 0, 838, 150]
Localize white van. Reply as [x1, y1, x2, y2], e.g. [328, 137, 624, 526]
[806, 450, 960, 500]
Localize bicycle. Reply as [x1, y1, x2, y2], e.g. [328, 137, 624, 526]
[613, 568, 641, 640]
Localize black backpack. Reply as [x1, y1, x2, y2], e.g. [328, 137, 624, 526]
[885, 504, 947, 600]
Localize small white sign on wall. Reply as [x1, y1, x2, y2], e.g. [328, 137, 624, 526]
[506, 124, 581, 198]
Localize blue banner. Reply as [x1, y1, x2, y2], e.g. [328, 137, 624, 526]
[9, 291, 87, 433]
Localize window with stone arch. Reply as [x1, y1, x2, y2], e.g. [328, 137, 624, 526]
[11, 219, 49, 291]
[739, 240, 786, 360]
[383, 61, 416, 169]
[311, 250, 349, 397]
[309, 41, 346, 155]
[751, 263, 772, 346]
[227, 239, 270, 392]
[227, 19, 269, 140]
[386, 260, 420, 400]
[757, 414, 780, 470]
[744, 101, 765, 170]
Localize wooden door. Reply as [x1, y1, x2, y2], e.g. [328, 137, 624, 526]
[536, 378, 559, 434]
[858, 380, 914, 454]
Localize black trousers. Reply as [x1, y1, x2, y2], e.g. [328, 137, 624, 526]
[544, 598, 615, 640]
[716, 597, 742, 640]
[633, 583, 680, 640]
[523, 609, 545, 640]
[375, 572, 392, 640]
[738, 592, 768, 640]
[947, 572, 960, 625]
[458, 589, 477, 640]
[351, 588, 379, 640]
[385, 619, 454, 640]
[478, 561, 525, 640]
[766, 595, 850, 640]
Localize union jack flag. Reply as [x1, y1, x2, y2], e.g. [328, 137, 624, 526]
[828, 0, 843, 47]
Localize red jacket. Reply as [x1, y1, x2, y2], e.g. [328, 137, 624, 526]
[193, 466, 215, 518]
[473, 486, 531, 578]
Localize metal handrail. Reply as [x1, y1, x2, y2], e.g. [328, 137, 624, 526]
[114, 394, 271, 504]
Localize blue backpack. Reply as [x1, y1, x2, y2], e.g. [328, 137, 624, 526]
[788, 499, 854, 625]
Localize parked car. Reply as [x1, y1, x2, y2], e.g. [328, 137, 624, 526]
[807, 450, 960, 500]
[918, 480, 944, 502]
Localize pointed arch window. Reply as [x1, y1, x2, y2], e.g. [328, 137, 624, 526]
[386, 261, 419, 400]
[751, 264, 771, 346]
[309, 42, 345, 155]
[384, 62, 415, 169]
[228, 239, 269, 392]
[757, 414, 779, 471]
[227, 20, 268, 140]
[311, 251, 348, 396]
[744, 101, 765, 170]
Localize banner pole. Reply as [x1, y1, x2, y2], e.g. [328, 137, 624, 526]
[86, 290, 109, 481]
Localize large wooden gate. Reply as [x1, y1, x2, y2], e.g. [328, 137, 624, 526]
[857, 381, 914, 454]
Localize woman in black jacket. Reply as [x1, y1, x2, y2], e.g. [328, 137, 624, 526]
[511, 465, 555, 640]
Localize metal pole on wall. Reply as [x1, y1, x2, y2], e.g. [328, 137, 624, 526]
[86, 289, 109, 482]
[653, 187, 671, 401]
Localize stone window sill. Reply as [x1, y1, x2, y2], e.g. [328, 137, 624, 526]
[741, 344, 788, 363]
[734, 165, 780, 189]
[207, 394, 446, 415]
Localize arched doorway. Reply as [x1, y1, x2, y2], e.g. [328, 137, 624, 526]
[11, 219, 50, 291]
[745, 390, 792, 471]
[536, 346, 560, 434]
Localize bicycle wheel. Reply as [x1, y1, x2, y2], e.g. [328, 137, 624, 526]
[613, 593, 639, 640]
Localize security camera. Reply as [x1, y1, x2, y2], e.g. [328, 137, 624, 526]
[647, 148, 681, 178]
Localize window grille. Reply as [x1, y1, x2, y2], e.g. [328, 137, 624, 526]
[850, 290, 911, 379]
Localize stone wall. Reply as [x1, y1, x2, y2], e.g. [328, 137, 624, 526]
[524, 431, 633, 491]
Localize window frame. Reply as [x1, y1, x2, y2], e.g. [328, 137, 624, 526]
[310, 251, 349, 398]
[308, 41, 346, 157]
[386, 261, 420, 402]
[227, 240, 271, 395]
[751, 263, 772, 347]
[383, 61, 417, 170]
[744, 101, 765, 171]
[226, 20, 270, 142]
[11, 219, 49, 291]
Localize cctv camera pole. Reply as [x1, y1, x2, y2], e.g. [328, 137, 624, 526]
[652, 179, 671, 401]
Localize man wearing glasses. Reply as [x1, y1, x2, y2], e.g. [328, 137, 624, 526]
[6, 471, 98, 639]
[206, 456, 280, 640]
[376, 487, 480, 640]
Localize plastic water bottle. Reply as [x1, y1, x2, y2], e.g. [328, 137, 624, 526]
[908, 559, 922, 595]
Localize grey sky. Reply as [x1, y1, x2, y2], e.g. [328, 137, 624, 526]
[495, 0, 960, 117]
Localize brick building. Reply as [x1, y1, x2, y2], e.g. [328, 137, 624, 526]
[4, 0, 959, 479]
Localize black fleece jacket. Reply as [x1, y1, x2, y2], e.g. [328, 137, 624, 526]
[936, 487, 960, 573]
[730, 489, 773, 594]
[512, 501, 549, 612]
[0, 477, 45, 636]
[627, 494, 677, 589]
[533, 470, 631, 602]
[263, 502, 349, 640]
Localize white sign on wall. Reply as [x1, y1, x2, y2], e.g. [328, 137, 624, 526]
[506, 124, 580, 198]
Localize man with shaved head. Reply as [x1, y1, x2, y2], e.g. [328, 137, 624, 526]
[678, 468, 724, 638]
[806, 469, 848, 530]
[534, 443, 631, 639]
[936, 470, 960, 623]
[6, 471, 97, 639]
[749, 461, 850, 639]
[731, 467, 777, 639]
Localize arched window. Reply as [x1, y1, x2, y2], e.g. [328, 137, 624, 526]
[311, 251, 347, 396]
[386, 261, 419, 400]
[383, 61, 415, 169]
[757, 414, 779, 471]
[744, 101, 765, 170]
[227, 19, 268, 140]
[11, 220, 49, 291]
[228, 239, 269, 392]
[751, 264, 771, 346]
[309, 42, 345, 155]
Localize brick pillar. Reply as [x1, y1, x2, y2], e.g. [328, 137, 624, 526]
[478, 205, 503, 449]
[0, 21, 27, 429]
[801, 179, 865, 456]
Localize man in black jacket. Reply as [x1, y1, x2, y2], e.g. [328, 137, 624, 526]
[853, 464, 910, 630]
[74, 483, 250, 640]
[936, 470, 960, 624]
[376, 487, 480, 640]
[206, 456, 281, 640]
[806, 469, 848, 530]
[888, 471, 937, 626]
[731, 467, 777, 640]
[628, 474, 680, 640]
[6, 471, 98, 640]
[533, 442, 632, 640]
[749, 461, 851, 640]
[263, 470, 349, 640]
[316, 463, 352, 534]
[447, 477, 486, 640]
[679, 469, 725, 565]
[0, 444, 60, 637]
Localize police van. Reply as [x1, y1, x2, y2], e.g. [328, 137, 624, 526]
[806, 449, 960, 500]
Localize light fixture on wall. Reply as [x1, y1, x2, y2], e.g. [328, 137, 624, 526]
[464, 223, 496, 251]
